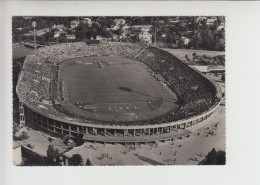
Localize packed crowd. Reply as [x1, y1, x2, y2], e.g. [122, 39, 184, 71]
[17, 42, 219, 126]
[136, 47, 218, 122]
[29, 42, 143, 65]
[17, 71, 50, 103]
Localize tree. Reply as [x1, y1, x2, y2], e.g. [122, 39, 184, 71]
[55, 149, 61, 163]
[129, 17, 145, 25]
[19, 131, 29, 140]
[86, 158, 92, 166]
[75, 21, 111, 41]
[185, 55, 190, 62]
[59, 33, 67, 43]
[191, 33, 203, 49]
[13, 123, 19, 136]
[178, 39, 185, 48]
[192, 52, 198, 61]
[221, 73, 225, 82]
[151, 17, 160, 44]
[113, 24, 124, 38]
[201, 148, 226, 165]
[75, 22, 89, 41]
[69, 154, 83, 166]
[104, 30, 113, 39]
[96, 17, 115, 28]
[63, 135, 71, 145]
[46, 144, 59, 164]
[44, 31, 53, 45]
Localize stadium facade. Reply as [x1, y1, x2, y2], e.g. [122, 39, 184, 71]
[17, 42, 222, 144]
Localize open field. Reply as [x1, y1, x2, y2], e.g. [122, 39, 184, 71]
[162, 48, 225, 60]
[59, 56, 180, 122]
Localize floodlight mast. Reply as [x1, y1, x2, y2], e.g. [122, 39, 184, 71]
[32, 21, 37, 49]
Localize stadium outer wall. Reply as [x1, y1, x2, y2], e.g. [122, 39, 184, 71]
[17, 46, 222, 144]
[20, 99, 220, 144]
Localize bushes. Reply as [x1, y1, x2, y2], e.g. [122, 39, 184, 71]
[13, 123, 20, 136]
[17, 131, 29, 140]
[221, 73, 225, 82]
[86, 158, 92, 166]
[200, 148, 226, 165]
[69, 154, 83, 166]
[62, 135, 71, 145]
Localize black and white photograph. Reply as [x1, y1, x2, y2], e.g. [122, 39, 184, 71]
[1, 1, 260, 185]
[12, 16, 226, 166]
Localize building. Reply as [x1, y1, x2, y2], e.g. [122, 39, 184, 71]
[66, 34, 76, 41]
[96, 35, 102, 40]
[86, 39, 101, 45]
[181, 36, 190, 46]
[169, 17, 180, 24]
[190, 65, 225, 74]
[36, 28, 50, 36]
[133, 25, 153, 31]
[54, 32, 60, 39]
[217, 25, 225, 32]
[122, 25, 130, 30]
[189, 65, 209, 74]
[206, 18, 217, 27]
[83, 18, 92, 26]
[52, 24, 66, 32]
[208, 66, 225, 74]
[139, 30, 152, 44]
[70, 20, 80, 29]
[112, 34, 119, 41]
[115, 19, 125, 26]
[110, 20, 127, 31]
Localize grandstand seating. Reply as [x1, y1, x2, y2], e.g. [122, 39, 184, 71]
[17, 42, 219, 126]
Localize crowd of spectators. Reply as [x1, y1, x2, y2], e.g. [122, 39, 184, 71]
[17, 42, 219, 126]
[17, 71, 49, 102]
[136, 47, 218, 122]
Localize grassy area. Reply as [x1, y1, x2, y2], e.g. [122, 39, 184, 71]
[60, 56, 180, 122]
[163, 48, 225, 60]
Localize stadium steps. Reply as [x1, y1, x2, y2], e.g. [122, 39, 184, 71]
[83, 129, 191, 143]
[134, 48, 147, 60]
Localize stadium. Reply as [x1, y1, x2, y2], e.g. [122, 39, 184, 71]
[17, 42, 222, 144]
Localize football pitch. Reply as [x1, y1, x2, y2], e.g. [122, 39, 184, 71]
[59, 56, 181, 123]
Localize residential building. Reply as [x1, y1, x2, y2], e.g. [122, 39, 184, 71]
[83, 18, 92, 26]
[70, 20, 80, 29]
[181, 36, 190, 46]
[139, 30, 152, 44]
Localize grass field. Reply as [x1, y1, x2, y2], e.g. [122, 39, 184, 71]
[162, 48, 225, 60]
[59, 56, 180, 123]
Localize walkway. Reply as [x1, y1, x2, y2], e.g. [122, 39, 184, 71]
[83, 129, 191, 143]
